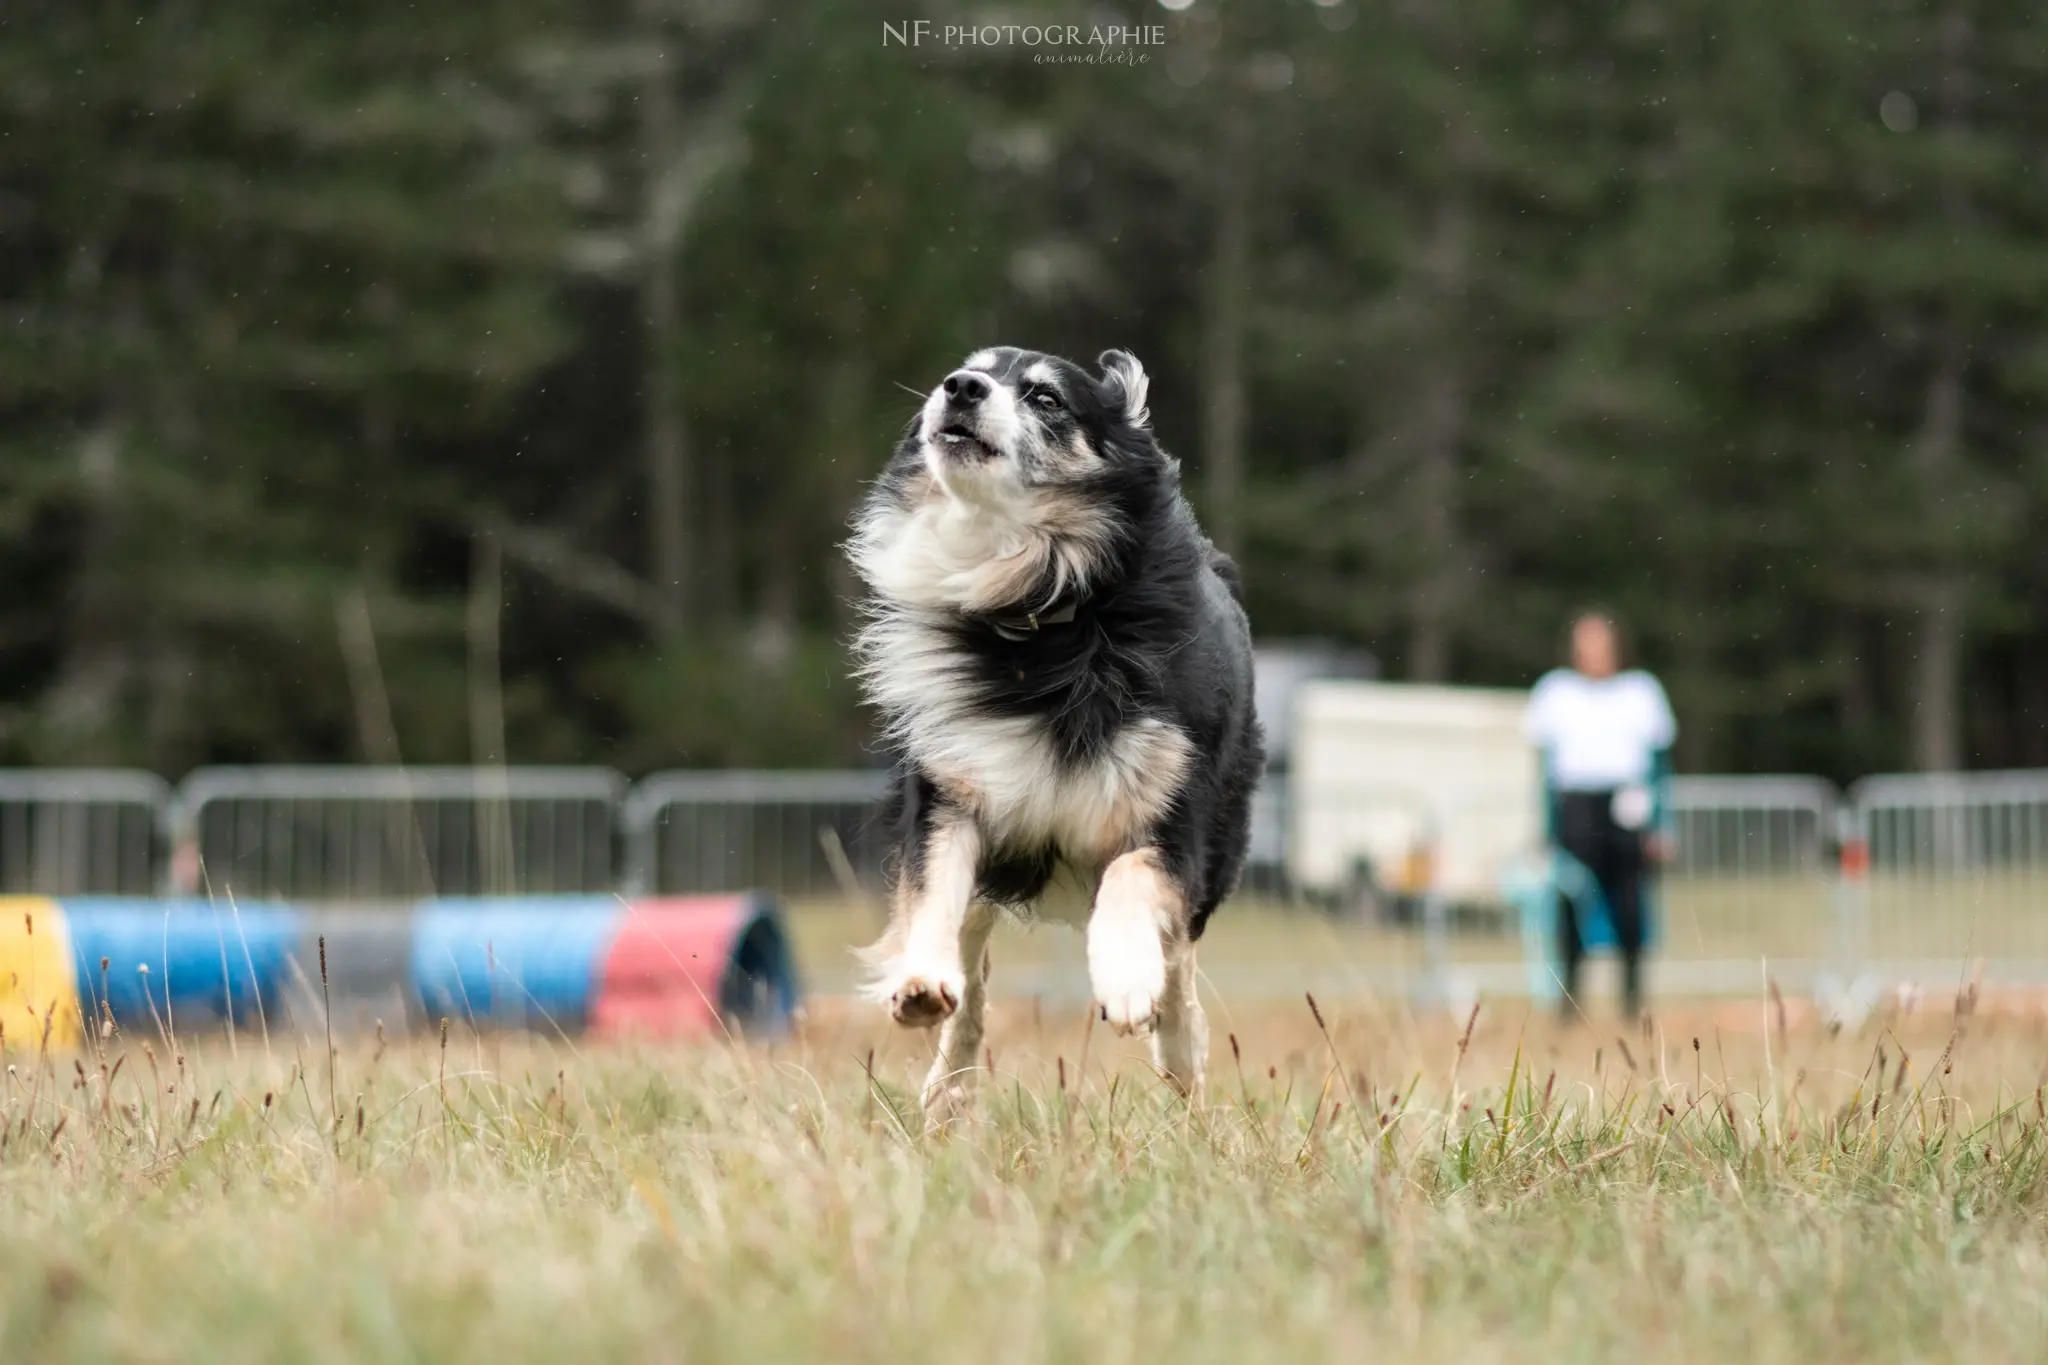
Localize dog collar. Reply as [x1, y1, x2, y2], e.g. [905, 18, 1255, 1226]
[982, 600, 1078, 642]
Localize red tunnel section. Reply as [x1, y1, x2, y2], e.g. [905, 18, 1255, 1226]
[591, 895, 800, 1039]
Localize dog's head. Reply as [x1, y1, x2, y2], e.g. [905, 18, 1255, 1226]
[913, 346, 1154, 502]
[852, 346, 1167, 615]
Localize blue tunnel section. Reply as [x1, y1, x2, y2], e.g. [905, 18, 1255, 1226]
[64, 897, 300, 1030]
[410, 897, 625, 1031]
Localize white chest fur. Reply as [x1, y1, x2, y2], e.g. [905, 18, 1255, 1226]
[856, 613, 1193, 871]
[848, 466, 1114, 618]
[857, 496, 1035, 614]
[924, 711, 1192, 869]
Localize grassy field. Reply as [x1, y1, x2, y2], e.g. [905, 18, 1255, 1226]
[2, 990, 2047, 1363]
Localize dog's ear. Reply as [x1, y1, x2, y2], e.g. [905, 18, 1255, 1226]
[1096, 349, 1151, 429]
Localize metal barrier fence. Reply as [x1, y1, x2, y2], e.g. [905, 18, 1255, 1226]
[1851, 770, 2048, 968]
[1653, 775, 1843, 988]
[0, 763, 2043, 997]
[1280, 776, 1844, 1000]
[622, 770, 892, 899]
[172, 767, 625, 901]
[1666, 775, 1838, 877]
[0, 770, 166, 896]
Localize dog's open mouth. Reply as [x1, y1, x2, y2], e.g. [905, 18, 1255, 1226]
[934, 424, 999, 461]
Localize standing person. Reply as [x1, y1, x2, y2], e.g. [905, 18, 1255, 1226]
[1524, 611, 1677, 1020]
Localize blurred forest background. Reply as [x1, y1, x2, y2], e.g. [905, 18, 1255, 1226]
[3, 0, 2046, 780]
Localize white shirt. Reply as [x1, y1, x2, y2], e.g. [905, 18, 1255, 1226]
[1524, 668, 1677, 791]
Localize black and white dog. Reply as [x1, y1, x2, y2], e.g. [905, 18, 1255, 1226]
[848, 346, 1263, 1116]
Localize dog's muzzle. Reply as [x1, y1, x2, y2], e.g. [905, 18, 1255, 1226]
[932, 423, 997, 461]
[930, 371, 1000, 461]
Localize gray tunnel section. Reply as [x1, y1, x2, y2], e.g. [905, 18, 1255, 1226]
[282, 906, 422, 1035]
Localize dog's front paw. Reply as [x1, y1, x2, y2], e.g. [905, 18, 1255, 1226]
[888, 973, 962, 1028]
[1098, 990, 1160, 1035]
[1089, 922, 1166, 1036]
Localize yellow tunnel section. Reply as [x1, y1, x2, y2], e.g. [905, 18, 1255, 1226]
[0, 897, 82, 1051]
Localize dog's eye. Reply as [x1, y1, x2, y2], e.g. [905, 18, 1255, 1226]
[1032, 388, 1064, 411]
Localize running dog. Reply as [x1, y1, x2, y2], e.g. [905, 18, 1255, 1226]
[848, 345, 1262, 1117]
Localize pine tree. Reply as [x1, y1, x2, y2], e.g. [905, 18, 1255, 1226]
[0, 1, 572, 765]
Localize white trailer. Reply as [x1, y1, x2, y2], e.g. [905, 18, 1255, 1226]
[1289, 681, 1542, 909]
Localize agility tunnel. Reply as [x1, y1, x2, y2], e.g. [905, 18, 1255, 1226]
[0, 893, 798, 1045]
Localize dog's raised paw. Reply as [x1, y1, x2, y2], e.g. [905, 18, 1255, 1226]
[1088, 891, 1167, 1036]
[889, 975, 960, 1027]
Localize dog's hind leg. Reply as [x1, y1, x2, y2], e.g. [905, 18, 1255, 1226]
[1151, 943, 1207, 1101]
[860, 815, 982, 1029]
[921, 902, 997, 1124]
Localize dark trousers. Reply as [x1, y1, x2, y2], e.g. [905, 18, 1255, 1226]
[1555, 790, 1647, 1018]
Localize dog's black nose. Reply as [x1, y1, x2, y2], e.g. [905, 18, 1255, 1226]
[942, 370, 991, 406]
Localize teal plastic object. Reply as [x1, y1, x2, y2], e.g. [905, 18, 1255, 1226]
[1500, 851, 1658, 1000]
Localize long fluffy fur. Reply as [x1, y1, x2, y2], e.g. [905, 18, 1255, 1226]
[849, 345, 1263, 938]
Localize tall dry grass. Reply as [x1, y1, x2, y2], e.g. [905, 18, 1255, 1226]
[0, 985, 2045, 1362]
